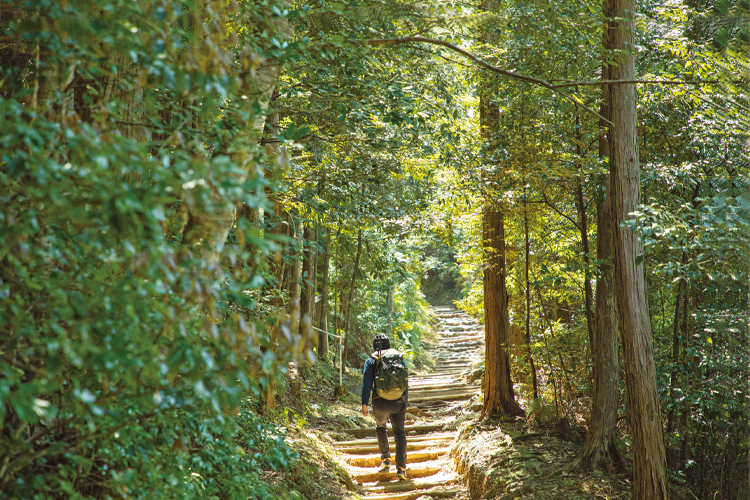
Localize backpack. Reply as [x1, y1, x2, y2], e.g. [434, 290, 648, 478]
[372, 348, 408, 400]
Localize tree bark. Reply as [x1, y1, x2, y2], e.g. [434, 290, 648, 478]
[268, 204, 290, 308]
[311, 222, 318, 323]
[180, 6, 292, 265]
[576, 178, 596, 365]
[523, 198, 538, 400]
[333, 285, 340, 367]
[342, 230, 363, 365]
[290, 216, 302, 307]
[264, 204, 292, 409]
[317, 228, 331, 359]
[609, 0, 669, 496]
[580, 0, 622, 469]
[581, 175, 621, 469]
[666, 258, 685, 469]
[481, 208, 524, 419]
[300, 222, 315, 336]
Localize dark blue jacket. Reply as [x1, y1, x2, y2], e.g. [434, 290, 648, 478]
[361, 353, 408, 407]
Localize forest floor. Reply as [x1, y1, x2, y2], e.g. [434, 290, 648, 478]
[261, 307, 633, 500]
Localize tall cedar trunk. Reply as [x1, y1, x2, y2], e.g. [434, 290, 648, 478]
[609, 0, 669, 496]
[481, 208, 524, 418]
[335, 252, 345, 367]
[678, 289, 690, 468]
[576, 178, 596, 364]
[478, 46, 522, 418]
[310, 223, 318, 328]
[523, 198, 538, 399]
[333, 286, 340, 367]
[670, 184, 700, 469]
[666, 257, 685, 469]
[317, 230, 331, 359]
[264, 204, 291, 409]
[300, 222, 314, 337]
[581, 169, 620, 468]
[580, 0, 621, 468]
[290, 217, 302, 306]
[342, 230, 363, 365]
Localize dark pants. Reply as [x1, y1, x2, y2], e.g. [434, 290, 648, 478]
[372, 397, 407, 469]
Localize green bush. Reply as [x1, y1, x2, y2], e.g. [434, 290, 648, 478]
[1, 0, 305, 497]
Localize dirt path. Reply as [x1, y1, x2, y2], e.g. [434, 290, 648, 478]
[333, 306, 484, 500]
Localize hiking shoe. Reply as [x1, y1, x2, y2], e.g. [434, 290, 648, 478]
[396, 468, 408, 481]
[379, 458, 391, 471]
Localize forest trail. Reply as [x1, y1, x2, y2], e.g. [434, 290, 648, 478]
[334, 307, 484, 500]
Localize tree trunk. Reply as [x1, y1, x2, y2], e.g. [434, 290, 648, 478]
[576, 178, 596, 365]
[481, 208, 524, 419]
[264, 204, 291, 409]
[333, 286, 340, 367]
[666, 258, 685, 469]
[609, 0, 669, 496]
[290, 217, 302, 307]
[581, 178, 621, 469]
[580, 0, 621, 469]
[180, 51, 287, 264]
[523, 198, 538, 400]
[342, 230, 363, 365]
[311, 222, 318, 323]
[300, 222, 315, 335]
[387, 284, 396, 335]
[317, 229, 331, 359]
[269, 205, 289, 309]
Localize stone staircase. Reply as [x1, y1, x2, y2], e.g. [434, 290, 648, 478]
[334, 307, 484, 500]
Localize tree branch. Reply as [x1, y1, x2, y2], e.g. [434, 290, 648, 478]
[542, 190, 581, 232]
[365, 36, 551, 87]
[550, 79, 742, 89]
[363, 36, 613, 125]
[363, 36, 746, 126]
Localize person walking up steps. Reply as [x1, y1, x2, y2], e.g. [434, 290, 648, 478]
[361, 333, 410, 480]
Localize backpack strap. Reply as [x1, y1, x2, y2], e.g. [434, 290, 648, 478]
[370, 352, 382, 398]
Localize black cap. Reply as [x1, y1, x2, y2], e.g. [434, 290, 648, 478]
[373, 333, 390, 351]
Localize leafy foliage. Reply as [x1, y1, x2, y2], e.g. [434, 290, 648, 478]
[0, 0, 309, 497]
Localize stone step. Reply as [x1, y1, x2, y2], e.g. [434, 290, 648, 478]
[410, 387, 479, 399]
[362, 473, 461, 494]
[337, 438, 454, 455]
[364, 487, 462, 500]
[410, 391, 479, 404]
[410, 375, 462, 381]
[410, 379, 463, 387]
[415, 369, 468, 377]
[408, 383, 468, 392]
[440, 336, 484, 344]
[340, 424, 444, 438]
[419, 370, 466, 377]
[334, 432, 457, 448]
[443, 330, 481, 336]
[432, 360, 473, 366]
[345, 447, 450, 467]
[410, 375, 463, 382]
[350, 464, 442, 483]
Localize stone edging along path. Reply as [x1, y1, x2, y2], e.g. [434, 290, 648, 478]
[333, 307, 484, 500]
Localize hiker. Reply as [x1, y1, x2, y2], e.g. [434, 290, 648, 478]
[361, 333, 409, 480]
